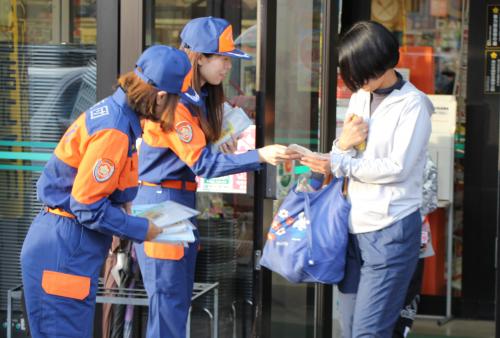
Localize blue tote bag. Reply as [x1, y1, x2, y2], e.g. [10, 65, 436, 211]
[260, 177, 350, 284]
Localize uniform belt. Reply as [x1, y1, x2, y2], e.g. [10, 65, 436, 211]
[45, 206, 76, 219]
[141, 180, 197, 192]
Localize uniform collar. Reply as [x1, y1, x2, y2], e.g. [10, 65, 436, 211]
[373, 71, 405, 95]
[112, 87, 143, 139]
[200, 86, 209, 98]
[180, 87, 208, 116]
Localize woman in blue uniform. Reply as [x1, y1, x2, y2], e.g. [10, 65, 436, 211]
[134, 17, 298, 338]
[20, 46, 199, 338]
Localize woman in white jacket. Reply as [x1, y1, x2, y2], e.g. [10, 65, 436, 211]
[301, 21, 433, 337]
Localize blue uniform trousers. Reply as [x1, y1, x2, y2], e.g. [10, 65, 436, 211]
[133, 185, 199, 338]
[337, 210, 421, 338]
[20, 210, 111, 338]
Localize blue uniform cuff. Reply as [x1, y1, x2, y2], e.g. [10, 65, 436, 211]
[242, 150, 264, 170]
[125, 215, 149, 242]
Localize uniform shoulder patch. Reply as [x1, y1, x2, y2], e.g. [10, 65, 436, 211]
[93, 158, 115, 183]
[90, 105, 109, 120]
[175, 121, 193, 143]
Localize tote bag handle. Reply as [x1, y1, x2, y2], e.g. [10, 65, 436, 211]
[323, 174, 348, 197]
[342, 177, 348, 197]
[303, 176, 348, 266]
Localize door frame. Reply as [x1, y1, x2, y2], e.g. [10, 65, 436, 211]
[252, 1, 340, 337]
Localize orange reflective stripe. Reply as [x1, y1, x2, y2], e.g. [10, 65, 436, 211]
[161, 180, 183, 189]
[185, 181, 198, 191]
[141, 180, 197, 191]
[41, 270, 90, 300]
[181, 68, 193, 93]
[142, 104, 206, 167]
[54, 113, 88, 168]
[72, 129, 129, 205]
[117, 152, 139, 192]
[218, 25, 235, 53]
[144, 242, 185, 260]
[46, 207, 76, 219]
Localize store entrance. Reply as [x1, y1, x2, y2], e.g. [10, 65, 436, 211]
[141, 0, 335, 337]
[142, 2, 262, 336]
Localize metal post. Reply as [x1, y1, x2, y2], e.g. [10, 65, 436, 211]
[214, 287, 219, 338]
[253, 1, 277, 337]
[7, 289, 12, 338]
[447, 204, 453, 318]
[438, 203, 454, 325]
[120, 0, 143, 73]
[96, 0, 119, 100]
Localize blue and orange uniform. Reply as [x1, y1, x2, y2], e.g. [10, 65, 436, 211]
[133, 17, 257, 338]
[134, 99, 262, 338]
[20, 45, 199, 338]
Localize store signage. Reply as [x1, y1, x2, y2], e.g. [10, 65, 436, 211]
[428, 95, 457, 202]
[487, 5, 500, 47]
[485, 5, 500, 94]
[485, 51, 500, 93]
[197, 125, 256, 194]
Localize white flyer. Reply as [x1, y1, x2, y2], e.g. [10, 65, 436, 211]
[211, 102, 252, 152]
[287, 144, 330, 160]
[131, 200, 200, 228]
[153, 220, 196, 243]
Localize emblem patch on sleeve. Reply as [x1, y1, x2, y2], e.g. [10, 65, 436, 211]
[93, 159, 115, 183]
[175, 121, 193, 143]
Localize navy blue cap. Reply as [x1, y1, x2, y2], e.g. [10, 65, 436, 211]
[134, 45, 201, 106]
[180, 17, 251, 60]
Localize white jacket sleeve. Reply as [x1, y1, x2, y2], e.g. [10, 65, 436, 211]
[330, 98, 431, 184]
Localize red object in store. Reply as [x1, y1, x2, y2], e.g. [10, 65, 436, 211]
[336, 73, 353, 99]
[397, 46, 435, 94]
[422, 207, 447, 296]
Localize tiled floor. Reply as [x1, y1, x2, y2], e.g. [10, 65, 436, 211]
[410, 318, 495, 337]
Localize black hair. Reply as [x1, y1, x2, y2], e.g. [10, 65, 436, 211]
[338, 21, 399, 91]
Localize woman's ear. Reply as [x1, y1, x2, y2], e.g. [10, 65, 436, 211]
[197, 54, 207, 67]
[155, 91, 168, 116]
[156, 91, 167, 105]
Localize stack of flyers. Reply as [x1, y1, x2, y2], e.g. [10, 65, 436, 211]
[132, 201, 200, 245]
[211, 102, 252, 152]
[153, 219, 196, 244]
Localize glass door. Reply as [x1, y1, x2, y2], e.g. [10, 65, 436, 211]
[269, 0, 326, 337]
[144, 1, 333, 336]
[144, 1, 258, 337]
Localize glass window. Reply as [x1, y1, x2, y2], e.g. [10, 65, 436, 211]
[271, 0, 325, 337]
[71, 0, 97, 44]
[144, 0, 208, 47]
[0, 0, 97, 316]
[368, 0, 466, 300]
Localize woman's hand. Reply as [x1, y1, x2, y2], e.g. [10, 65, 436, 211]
[337, 114, 368, 150]
[123, 202, 133, 214]
[145, 221, 163, 241]
[229, 95, 256, 118]
[257, 144, 302, 165]
[219, 134, 238, 154]
[300, 155, 331, 175]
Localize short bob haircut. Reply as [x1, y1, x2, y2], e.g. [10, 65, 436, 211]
[339, 21, 399, 92]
